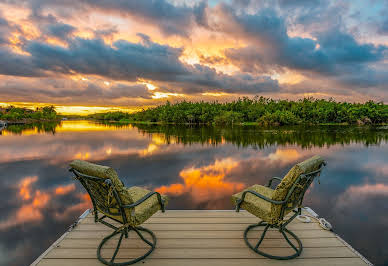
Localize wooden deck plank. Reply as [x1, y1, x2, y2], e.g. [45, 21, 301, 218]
[66, 229, 335, 239]
[58, 237, 345, 249]
[45, 247, 358, 259]
[36, 258, 367, 266]
[33, 210, 369, 266]
[82, 210, 313, 219]
[82, 217, 267, 224]
[74, 222, 321, 231]
[81, 217, 319, 224]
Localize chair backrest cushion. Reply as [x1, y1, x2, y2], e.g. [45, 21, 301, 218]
[272, 155, 324, 201]
[70, 160, 133, 205]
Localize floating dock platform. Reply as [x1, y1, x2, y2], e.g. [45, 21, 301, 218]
[31, 209, 372, 266]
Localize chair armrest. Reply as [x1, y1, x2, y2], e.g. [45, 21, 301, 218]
[122, 191, 165, 212]
[266, 177, 282, 188]
[235, 190, 285, 212]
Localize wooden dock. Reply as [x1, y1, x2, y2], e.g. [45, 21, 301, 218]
[32, 209, 372, 266]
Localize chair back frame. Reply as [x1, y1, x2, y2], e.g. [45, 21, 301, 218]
[69, 168, 129, 226]
[276, 162, 326, 222]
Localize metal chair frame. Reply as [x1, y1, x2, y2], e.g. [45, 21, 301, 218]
[235, 162, 326, 260]
[70, 168, 165, 266]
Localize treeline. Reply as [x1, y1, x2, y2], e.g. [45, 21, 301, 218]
[0, 106, 57, 121]
[90, 97, 388, 125]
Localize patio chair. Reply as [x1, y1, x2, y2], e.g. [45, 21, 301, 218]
[69, 160, 168, 265]
[231, 155, 326, 260]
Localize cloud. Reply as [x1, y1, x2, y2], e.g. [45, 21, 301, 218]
[0, 15, 11, 44]
[23, 0, 207, 37]
[23, 36, 186, 80]
[202, 6, 387, 90]
[223, 9, 385, 72]
[0, 76, 154, 104]
[377, 18, 388, 35]
[0, 29, 279, 96]
[0, 47, 44, 77]
[43, 22, 75, 40]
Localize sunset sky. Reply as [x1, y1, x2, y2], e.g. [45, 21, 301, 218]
[0, 0, 387, 114]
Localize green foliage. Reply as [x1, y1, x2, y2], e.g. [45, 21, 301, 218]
[214, 111, 243, 125]
[258, 111, 301, 126]
[88, 97, 388, 125]
[0, 105, 57, 121]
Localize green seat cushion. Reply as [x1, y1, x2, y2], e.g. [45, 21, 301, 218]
[94, 186, 168, 226]
[125, 187, 169, 226]
[272, 155, 324, 201]
[231, 184, 275, 223]
[107, 187, 169, 226]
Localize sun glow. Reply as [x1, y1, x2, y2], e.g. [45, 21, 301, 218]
[151, 92, 183, 99]
[202, 92, 229, 97]
[0, 102, 141, 115]
[144, 83, 157, 91]
[272, 71, 305, 85]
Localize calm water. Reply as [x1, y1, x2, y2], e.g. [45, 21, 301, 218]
[0, 121, 387, 265]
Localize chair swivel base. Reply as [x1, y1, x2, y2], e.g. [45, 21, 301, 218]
[97, 226, 156, 266]
[244, 221, 302, 260]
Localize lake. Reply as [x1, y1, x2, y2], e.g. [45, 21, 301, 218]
[0, 120, 387, 266]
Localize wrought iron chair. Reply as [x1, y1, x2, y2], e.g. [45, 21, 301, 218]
[232, 155, 326, 260]
[69, 160, 168, 265]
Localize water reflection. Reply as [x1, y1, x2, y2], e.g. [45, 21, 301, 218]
[0, 121, 387, 265]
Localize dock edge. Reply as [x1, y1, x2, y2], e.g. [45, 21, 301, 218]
[30, 208, 91, 266]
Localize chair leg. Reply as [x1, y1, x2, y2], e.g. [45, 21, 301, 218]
[97, 226, 156, 266]
[244, 221, 303, 260]
[93, 207, 98, 223]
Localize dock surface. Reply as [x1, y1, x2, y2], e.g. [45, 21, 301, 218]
[33, 209, 370, 266]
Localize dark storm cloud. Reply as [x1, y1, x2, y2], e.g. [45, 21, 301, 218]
[24, 36, 187, 80]
[0, 78, 153, 102]
[0, 30, 278, 95]
[0, 47, 44, 77]
[94, 26, 118, 39]
[43, 22, 75, 40]
[0, 16, 10, 44]
[172, 64, 279, 94]
[377, 18, 388, 35]
[22, 0, 207, 37]
[217, 8, 387, 88]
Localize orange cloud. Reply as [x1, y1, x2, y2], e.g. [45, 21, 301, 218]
[0, 176, 88, 229]
[155, 158, 245, 204]
[0, 177, 52, 229]
[54, 193, 91, 221]
[345, 184, 388, 196]
[55, 184, 76, 195]
[268, 148, 302, 163]
[336, 183, 388, 211]
[157, 183, 185, 196]
[15, 190, 50, 223]
[19, 176, 38, 200]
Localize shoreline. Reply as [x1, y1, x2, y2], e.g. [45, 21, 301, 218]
[94, 119, 388, 127]
[0, 118, 61, 125]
